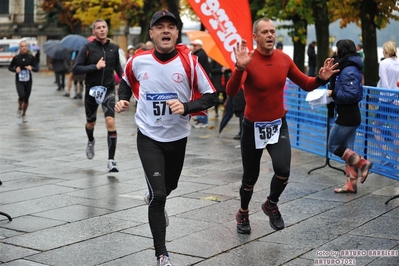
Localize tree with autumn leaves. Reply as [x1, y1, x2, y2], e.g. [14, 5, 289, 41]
[329, 0, 399, 85]
[41, 0, 143, 35]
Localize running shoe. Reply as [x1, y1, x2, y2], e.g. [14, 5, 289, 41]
[144, 192, 169, 227]
[262, 200, 285, 231]
[157, 254, 172, 266]
[193, 122, 208, 128]
[233, 134, 241, 140]
[22, 115, 28, 123]
[107, 160, 119, 172]
[16, 109, 22, 118]
[86, 139, 95, 159]
[236, 209, 251, 234]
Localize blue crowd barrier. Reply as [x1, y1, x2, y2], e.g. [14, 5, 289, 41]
[284, 79, 399, 181]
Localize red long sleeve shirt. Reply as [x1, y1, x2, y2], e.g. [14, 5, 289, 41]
[226, 49, 320, 122]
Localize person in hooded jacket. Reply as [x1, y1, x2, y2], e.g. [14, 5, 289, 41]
[327, 39, 372, 193]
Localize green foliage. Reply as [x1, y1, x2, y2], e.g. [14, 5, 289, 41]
[258, 0, 316, 45]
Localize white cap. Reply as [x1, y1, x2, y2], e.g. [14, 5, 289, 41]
[191, 39, 203, 46]
[127, 45, 134, 50]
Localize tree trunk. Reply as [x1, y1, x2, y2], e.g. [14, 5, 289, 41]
[140, 0, 158, 42]
[292, 16, 307, 73]
[167, 0, 183, 44]
[313, 0, 330, 72]
[361, 0, 379, 86]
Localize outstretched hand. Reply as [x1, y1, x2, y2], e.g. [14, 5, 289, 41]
[233, 39, 254, 69]
[318, 58, 339, 81]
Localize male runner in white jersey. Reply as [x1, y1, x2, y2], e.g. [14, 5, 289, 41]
[115, 10, 217, 266]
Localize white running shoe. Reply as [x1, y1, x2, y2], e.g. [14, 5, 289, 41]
[157, 254, 172, 266]
[22, 115, 28, 123]
[86, 139, 95, 159]
[107, 160, 119, 172]
[144, 192, 169, 227]
[16, 109, 22, 118]
[193, 122, 208, 128]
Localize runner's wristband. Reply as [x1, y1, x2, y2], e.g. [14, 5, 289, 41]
[316, 75, 329, 85]
[235, 63, 245, 71]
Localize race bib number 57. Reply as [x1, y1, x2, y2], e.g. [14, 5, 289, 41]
[254, 119, 282, 149]
[145, 92, 179, 126]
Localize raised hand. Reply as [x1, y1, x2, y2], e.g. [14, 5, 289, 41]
[233, 39, 254, 69]
[318, 58, 339, 80]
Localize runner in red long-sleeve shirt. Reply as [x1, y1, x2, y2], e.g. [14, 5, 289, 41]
[227, 18, 339, 233]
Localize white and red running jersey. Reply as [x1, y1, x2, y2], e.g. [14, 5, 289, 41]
[123, 48, 214, 142]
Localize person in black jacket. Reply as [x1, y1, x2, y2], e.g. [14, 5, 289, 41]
[73, 18, 123, 172]
[210, 59, 231, 117]
[307, 41, 317, 77]
[51, 56, 70, 91]
[8, 40, 38, 123]
[191, 39, 211, 128]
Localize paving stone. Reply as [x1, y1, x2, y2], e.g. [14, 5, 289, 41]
[194, 241, 311, 266]
[3, 216, 138, 250]
[0, 215, 66, 232]
[27, 233, 151, 266]
[1, 260, 49, 266]
[0, 243, 40, 263]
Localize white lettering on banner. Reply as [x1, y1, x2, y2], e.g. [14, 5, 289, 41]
[195, 0, 242, 64]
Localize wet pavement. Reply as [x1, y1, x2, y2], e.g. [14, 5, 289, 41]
[1, 67, 398, 266]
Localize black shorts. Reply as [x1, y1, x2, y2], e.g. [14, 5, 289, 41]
[84, 85, 116, 122]
[16, 80, 32, 103]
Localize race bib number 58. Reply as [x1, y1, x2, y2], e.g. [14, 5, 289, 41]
[254, 119, 282, 149]
[145, 92, 179, 126]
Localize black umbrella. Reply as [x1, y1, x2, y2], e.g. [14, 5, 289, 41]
[43, 40, 69, 60]
[218, 97, 234, 134]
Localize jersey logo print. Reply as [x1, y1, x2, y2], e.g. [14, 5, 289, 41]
[153, 172, 161, 177]
[143, 72, 149, 80]
[172, 73, 184, 83]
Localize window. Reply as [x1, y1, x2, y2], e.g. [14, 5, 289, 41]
[0, 0, 10, 15]
[25, 0, 34, 23]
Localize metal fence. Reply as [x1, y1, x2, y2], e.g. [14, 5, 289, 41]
[284, 79, 399, 181]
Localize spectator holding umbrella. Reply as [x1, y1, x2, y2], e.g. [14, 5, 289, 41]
[34, 49, 40, 71]
[51, 56, 70, 91]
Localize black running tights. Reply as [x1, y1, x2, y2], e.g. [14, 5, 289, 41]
[137, 130, 187, 257]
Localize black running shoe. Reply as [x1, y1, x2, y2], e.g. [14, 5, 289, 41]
[262, 200, 285, 231]
[236, 210, 251, 234]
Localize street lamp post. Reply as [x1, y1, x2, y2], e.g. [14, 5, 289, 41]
[328, 36, 336, 48]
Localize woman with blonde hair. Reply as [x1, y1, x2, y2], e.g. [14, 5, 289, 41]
[374, 41, 399, 168]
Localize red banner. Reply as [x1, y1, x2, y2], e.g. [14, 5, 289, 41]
[187, 0, 253, 70]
